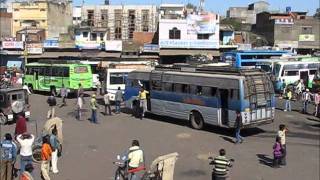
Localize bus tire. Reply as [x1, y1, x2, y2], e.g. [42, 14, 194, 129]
[190, 111, 204, 130]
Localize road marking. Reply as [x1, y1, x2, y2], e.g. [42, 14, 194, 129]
[176, 133, 191, 139]
[285, 114, 294, 118]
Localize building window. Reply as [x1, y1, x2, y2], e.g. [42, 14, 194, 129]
[115, 27, 122, 40]
[83, 32, 88, 38]
[91, 33, 97, 41]
[40, 8, 46, 11]
[128, 10, 136, 39]
[197, 34, 210, 40]
[100, 33, 104, 41]
[301, 26, 312, 34]
[14, 9, 19, 11]
[169, 27, 181, 39]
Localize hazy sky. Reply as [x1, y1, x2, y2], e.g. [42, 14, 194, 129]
[74, 0, 319, 16]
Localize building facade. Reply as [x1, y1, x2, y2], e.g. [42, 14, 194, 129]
[158, 4, 220, 60]
[0, 12, 12, 39]
[227, 1, 269, 24]
[255, 12, 320, 51]
[12, 0, 72, 39]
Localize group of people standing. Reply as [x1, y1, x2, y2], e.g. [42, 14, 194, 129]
[281, 79, 320, 117]
[0, 117, 60, 180]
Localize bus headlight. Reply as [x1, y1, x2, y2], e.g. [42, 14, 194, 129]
[245, 108, 250, 112]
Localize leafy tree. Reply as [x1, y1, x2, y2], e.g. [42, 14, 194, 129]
[220, 18, 242, 31]
[314, 8, 320, 19]
[186, 3, 197, 11]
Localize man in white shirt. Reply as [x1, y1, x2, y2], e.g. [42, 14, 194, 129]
[128, 140, 144, 169]
[103, 92, 112, 115]
[76, 94, 83, 120]
[302, 89, 311, 114]
[17, 134, 34, 173]
[22, 83, 32, 95]
[277, 124, 288, 166]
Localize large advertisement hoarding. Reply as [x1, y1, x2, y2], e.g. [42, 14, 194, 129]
[187, 13, 216, 34]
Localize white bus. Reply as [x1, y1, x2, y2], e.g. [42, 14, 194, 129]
[273, 60, 320, 91]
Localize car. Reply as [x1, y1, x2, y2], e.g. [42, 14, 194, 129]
[0, 88, 31, 124]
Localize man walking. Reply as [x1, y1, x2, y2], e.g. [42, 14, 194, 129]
[17, 134, 34, 173]
[59, 84, 67, 107]
[314, 91, 320, 117]
[302, 89, 311, 114]
[211, 149, 233, 180]
[77, 83, 84, 98]
[234, 111, 244, 144]
[278, 124, 288, 166]
[50, 128, 59, 174]
[76, 94, 83, 120]
[103, 91, 112, 115]
[15, 113, 27, 136]
[41, 136, 52, 180]
[138, 87, 149, 118]
[115, 87, 122, 114]
[0, 133, 17, 180]
[90, 94, 99, 124]
[47, 94, 57, 119]
[284, 89, 292, 112]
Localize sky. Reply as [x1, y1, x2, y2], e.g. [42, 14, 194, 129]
[74, 0, 319, 16]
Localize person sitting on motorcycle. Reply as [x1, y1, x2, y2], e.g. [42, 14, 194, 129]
[127, 140, 144, 178]
[211, 149, 233, 180]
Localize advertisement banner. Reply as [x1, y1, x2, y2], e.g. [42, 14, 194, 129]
[187, 13, 216, 34]
[2, 41, 24, 49]
[275, 18, 294, 25]
[159, 40, 219, 49]
[44, 39, 59, 48]
[143, 44, 160, 52]
[27, 43, 43, 54]
[75, 41, 102, 50]
[299, 34, 315, 42]
[105, 40, 122, 51]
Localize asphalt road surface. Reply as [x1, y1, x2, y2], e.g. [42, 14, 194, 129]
[1, 93, 319, 180]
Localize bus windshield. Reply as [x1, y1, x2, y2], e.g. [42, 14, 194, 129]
[74, 66, 89, 73]
[274, 64, 282, 78]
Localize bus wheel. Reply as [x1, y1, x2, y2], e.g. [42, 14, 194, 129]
[190, 111, 204, 130]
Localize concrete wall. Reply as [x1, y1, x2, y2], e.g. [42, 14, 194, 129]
[0, 12, 12, 38]
[47, 1, 72, 39]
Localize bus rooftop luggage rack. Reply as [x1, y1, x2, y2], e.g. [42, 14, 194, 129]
[37, 59, 81, 64]
[154, 65, 264, 76]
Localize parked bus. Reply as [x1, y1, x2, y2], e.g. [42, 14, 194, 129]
[80, 61, 100, 88]
[221, 50, 289, 68]
[24, 61, 93, 93]
[273, 60, 320, 91]
[124, 66, 275, 129]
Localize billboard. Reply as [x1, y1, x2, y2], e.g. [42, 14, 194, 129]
[299, 34, 315, 42]
[75, 41, 102, 50]
[44, 39, 59, 48]
[275, 18, 294, 25]
[27, 43, 43, 54]
[187, 13, 216, 34]
[159, 40, 219, 49]
[2, 41, 24, 49]
[105, 40, 122, 51]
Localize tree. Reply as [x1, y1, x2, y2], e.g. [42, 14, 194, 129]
[314, 8, 320, 19]
[186, 3, 197, 11]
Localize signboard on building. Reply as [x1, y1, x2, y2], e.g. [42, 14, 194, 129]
[143, 44, 160, 52]
[299, 34, 315, 42]
[187, 13, 216, 34]
[44, 39, 59, 48]
[75, 41, 102, 50]
[275, 18, 294, 25]
[27, 43, 43, 54]
[159, 40, 219, 49]
[105, 40, 122, 51]
[2, 41, 24, 49]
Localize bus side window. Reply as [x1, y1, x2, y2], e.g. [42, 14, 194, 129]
[151, 80, 162, 90]
[182, 84, 190, 93]
[173, 84, 182, 93]
[211, 87, 217, 97]
[202, 87, 211, 96]
[196, 86, 202, 95]
[230, 89, 239, 100]
[163, 83, 173, 92]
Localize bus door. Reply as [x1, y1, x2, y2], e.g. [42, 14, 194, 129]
[44, 67, 51, 85]
[219, 89, 229, 126]
[33, 68, 39, 90]
[300, 70, 309, 87]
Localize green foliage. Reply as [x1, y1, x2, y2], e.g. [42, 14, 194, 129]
[314, 8, 320, 19]
[186, 3, 197, 11]
[220, 18, 242, 31]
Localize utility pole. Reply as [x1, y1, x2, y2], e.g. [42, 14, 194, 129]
[23, 27, 29, 70]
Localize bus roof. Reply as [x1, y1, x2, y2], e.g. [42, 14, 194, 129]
[225, 50, 288, 54]
[276, 60, 320, 65]
[26, 62, 88, 67]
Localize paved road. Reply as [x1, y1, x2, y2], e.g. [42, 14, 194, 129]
[1, 93, 319, 180]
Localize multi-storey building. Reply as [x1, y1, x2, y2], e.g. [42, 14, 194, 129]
[12, 0, 72, 39]
[255, 11, 320, 53]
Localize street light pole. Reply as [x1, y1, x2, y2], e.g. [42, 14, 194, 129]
[23, 27, 29, 71]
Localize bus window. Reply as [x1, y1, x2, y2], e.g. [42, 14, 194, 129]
[274, 64, 281, 77]
[74, 66, 88, 73]
[163, 83, 173, 92]
[63, 67, 69, 77]
[173, 84, 183, 93]
[310, 69, 317, 75]
[211, 87, 217, 96]
[151, 80, 162, 90]
[110, 73, 124, 84]
[196, 86, 202, 95]
[182, 84, 190, 93]
[284, 70, 299, 76]
[230, 89, 239, 100]
[44, 68, 51, 76]
[202, 87, 211, 96]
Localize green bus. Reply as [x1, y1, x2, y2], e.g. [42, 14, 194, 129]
[24, 61, 93, 93]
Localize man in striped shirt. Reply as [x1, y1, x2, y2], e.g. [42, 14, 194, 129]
[211, 149, 233, 180]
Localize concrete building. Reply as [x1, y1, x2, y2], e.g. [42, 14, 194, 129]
[227, 1, 269, 24]
[255, 11, 320, 52]
[73, 6, 82, 25]
[76, 4, 157, 41]
[0, 12, 12, 39]
[12, 0, 72, 39]
[158, 4, 220, 63]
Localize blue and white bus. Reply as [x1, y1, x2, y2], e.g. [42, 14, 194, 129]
[221, 50, 289, 68]
[124, 66, 275, 129]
